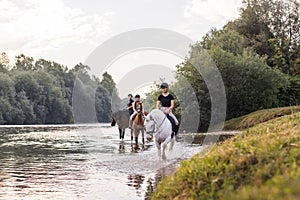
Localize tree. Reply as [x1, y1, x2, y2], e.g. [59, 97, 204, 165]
[33, 70, 71, 124]
[0, 97, 12, 124]
[72, 62, 91, 75]
[13, 91, 36, 124]
[0, 73, 15, 101]
[95, 85, 112, 122]
[201, 28, 247, 55]
[229, 0, 300, 75]
[0, 52, 10, 71]
[100, 72, 117, 95]
[100, 72, 121, 111]
[227, 4, 275, 62]
[176, 30, 289, 130]
[0, 55, 119, 124]
[13, 54, 37, 71]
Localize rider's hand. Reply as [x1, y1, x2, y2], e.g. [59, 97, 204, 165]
[165, 108, 170, 114]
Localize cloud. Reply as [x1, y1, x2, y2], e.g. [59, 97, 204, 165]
[0, 0, 113, 57]
[184, 0, 242, 23]
[174, 0, 242, 40]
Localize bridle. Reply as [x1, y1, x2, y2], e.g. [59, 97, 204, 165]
[136, 102, 143, 114]
[146, 114, 167, 134]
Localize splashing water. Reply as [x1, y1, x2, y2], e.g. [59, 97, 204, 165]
[0, 124, 203, 200]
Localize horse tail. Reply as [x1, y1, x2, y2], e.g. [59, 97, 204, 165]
[111, 117, 116, 126]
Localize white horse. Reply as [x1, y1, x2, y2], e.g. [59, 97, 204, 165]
[144, 109, 175, 160]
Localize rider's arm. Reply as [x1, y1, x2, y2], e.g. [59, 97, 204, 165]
[156, 100, 161, 109]
[132, 102, 137, 112]
[127, 103, 133, 110]
[169, 99, 174, 111]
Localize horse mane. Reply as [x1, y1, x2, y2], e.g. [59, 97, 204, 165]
[148, 109, 165, 124]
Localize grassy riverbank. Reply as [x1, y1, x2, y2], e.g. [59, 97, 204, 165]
[223, 106, 300, 130]
[152, 112, 300, 199]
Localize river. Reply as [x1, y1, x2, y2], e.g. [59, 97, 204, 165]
[0, 124, 204, 200]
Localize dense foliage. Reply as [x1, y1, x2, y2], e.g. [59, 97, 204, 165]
[147, 0, 300, 131]
[0, 54, 118, 124]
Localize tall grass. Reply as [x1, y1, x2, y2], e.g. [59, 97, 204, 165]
[223, 106, 300, 130]
[152, 112, 300, 199]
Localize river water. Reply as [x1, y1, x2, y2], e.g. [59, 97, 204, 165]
[0, 124, 204, 200]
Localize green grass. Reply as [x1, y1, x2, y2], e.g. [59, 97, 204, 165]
[223, 106, 300, 130]
[152, 112, 300, 200]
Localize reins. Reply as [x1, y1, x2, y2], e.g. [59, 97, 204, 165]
[156, 115, 167, 131]
[149, 114, 167, 133]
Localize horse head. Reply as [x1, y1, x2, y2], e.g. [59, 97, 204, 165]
[111, 110, 130, 129]
[144, 114, 155, 134]
[136, 102, 143, 114]
[133, 105, 144, 126]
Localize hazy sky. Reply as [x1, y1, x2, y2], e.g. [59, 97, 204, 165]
[1, 0, 243, 66]
[1, 0, 243, 97]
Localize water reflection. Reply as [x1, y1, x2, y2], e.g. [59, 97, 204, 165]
[144, 162, 178, 199]
[119, 141, 126, 153]
[0, 124, 204, 200]
[117, 141, 151, 154]
[127, 174, 145, 197]
[0, 126, 92, 200]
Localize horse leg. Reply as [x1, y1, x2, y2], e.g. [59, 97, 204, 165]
[162, 143, 167, 160]
[169, 136, 175, 151]
[162, 136, 172, 160]
[122, 129, 125, 140]
[131, 128, 133, 142]
[131, 143, 137, 153]
[155, 141, 161, 159]
[118, 127, 122, 140]
[141, 128, 145, 145]
[135, 129, 138, 144]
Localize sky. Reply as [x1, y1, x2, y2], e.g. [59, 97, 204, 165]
[0, 0, 243, 97]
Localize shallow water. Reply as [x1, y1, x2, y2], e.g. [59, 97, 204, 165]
[0, 124, 203, 200]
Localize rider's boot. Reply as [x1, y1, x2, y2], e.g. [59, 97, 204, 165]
[174, 124, 181, 142]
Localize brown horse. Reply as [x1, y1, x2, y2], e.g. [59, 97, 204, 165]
[131, 102, 145, 144]
[111, 110, 130, 140]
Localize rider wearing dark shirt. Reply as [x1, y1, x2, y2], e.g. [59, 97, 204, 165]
[127, 94, 134, 115]
[158, 93, 174, 107]
[156, 82, 179, 138]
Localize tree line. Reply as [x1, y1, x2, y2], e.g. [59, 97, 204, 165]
[0, 54, 119, 124]
[146, 0, 300, 132]
[1, 0, 299, 129]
